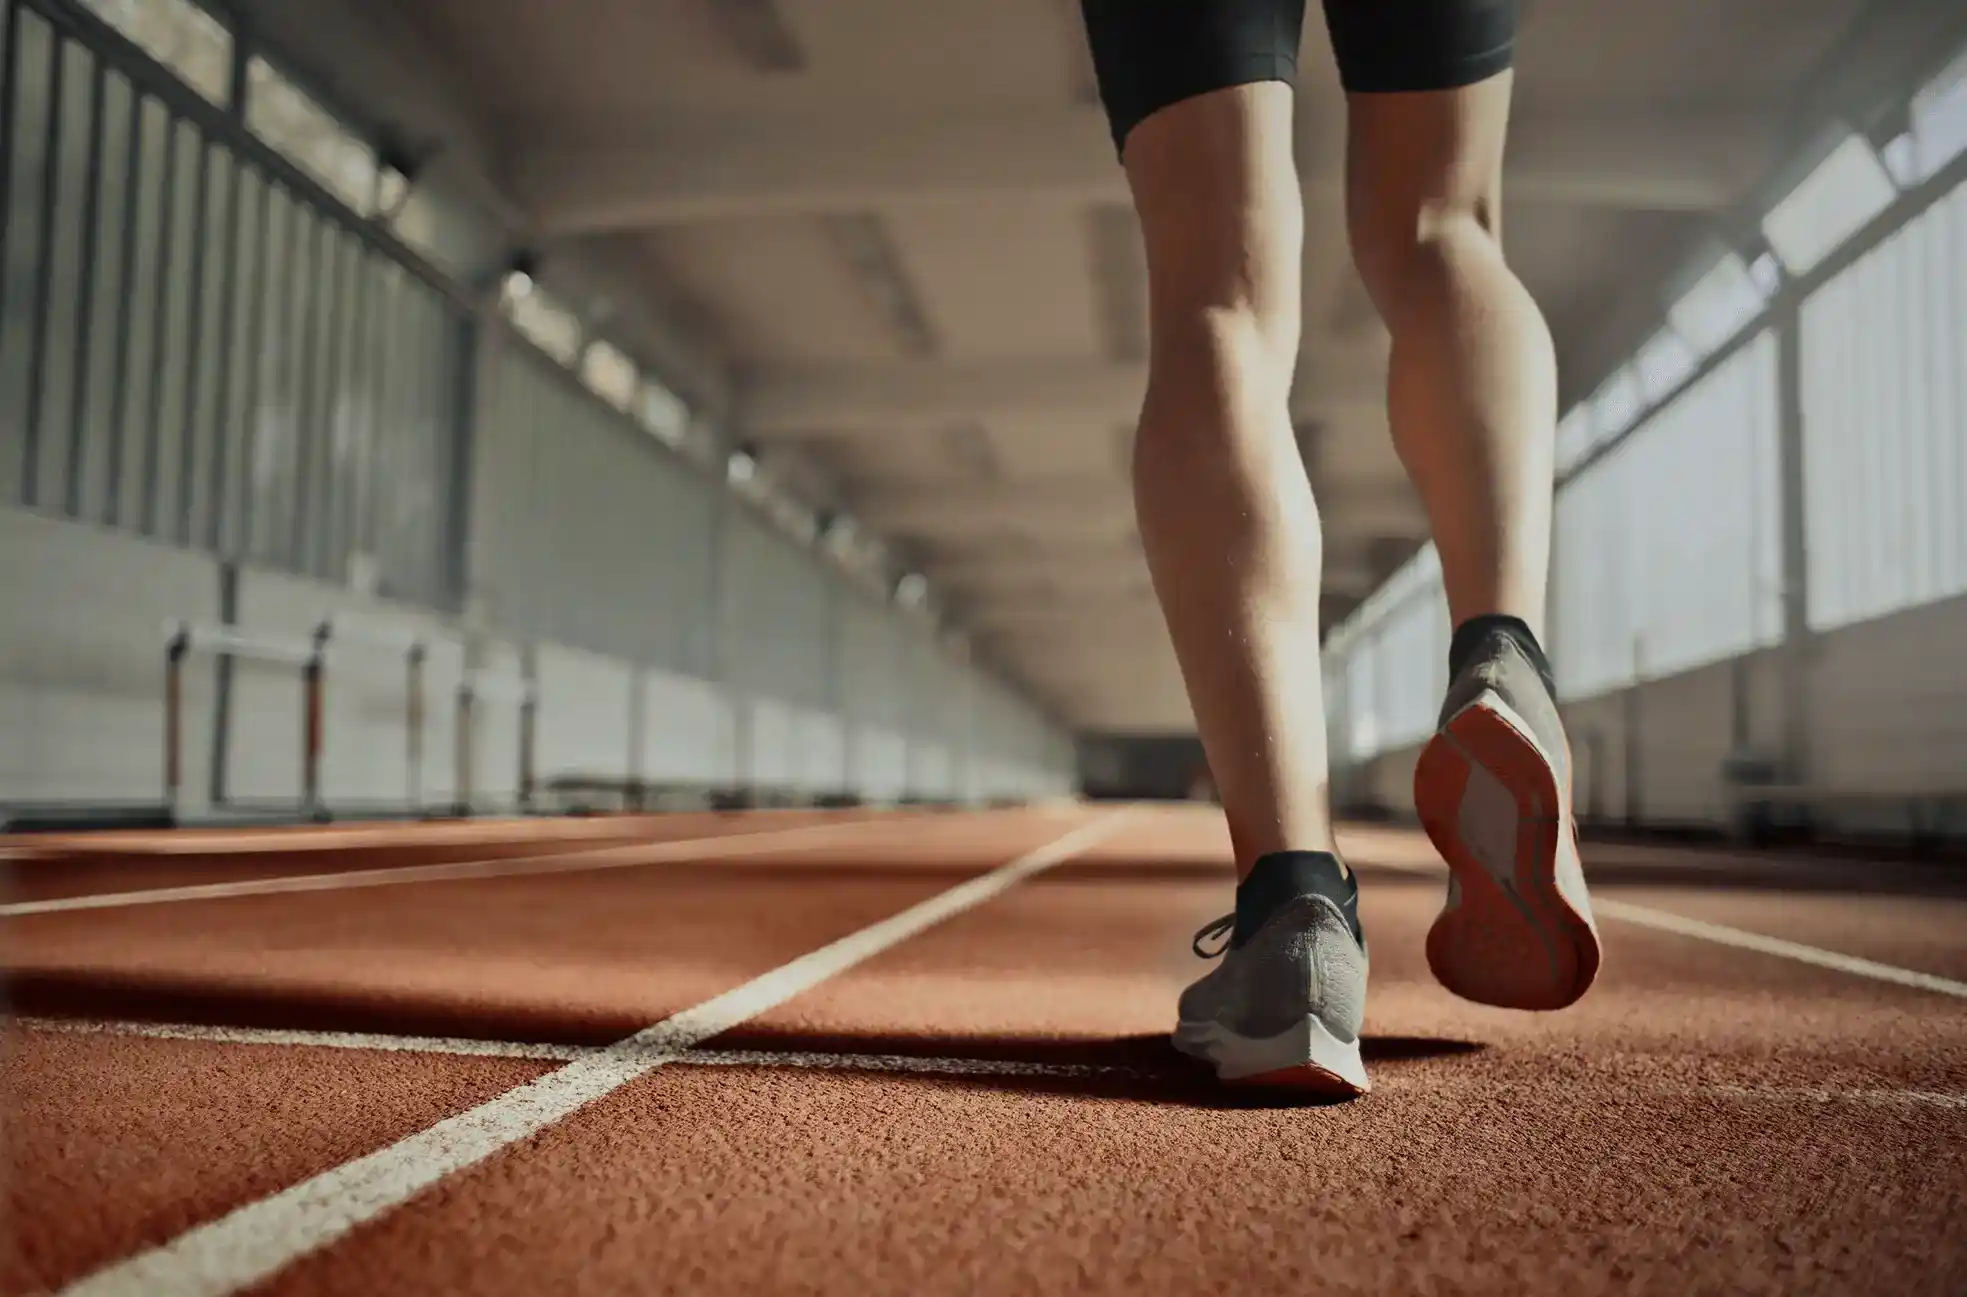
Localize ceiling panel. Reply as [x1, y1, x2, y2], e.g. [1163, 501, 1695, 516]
[887, 199, 1106, 361]
[1517, 0, 1871, 107]
[635, 219, 903, 365]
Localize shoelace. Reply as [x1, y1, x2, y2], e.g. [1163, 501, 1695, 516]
[1191, 914, 1235, 960]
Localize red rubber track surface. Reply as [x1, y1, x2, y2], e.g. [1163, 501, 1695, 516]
[3, 806, 1963, 1296]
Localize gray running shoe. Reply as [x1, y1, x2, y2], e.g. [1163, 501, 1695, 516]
[1172, 852, 1370, 1096]
[1414, 628, 1601, 1011]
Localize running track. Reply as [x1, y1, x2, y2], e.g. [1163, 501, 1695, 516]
[3, 804, 1963, 1295]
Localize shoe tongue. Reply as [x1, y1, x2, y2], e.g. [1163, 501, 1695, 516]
[1232, 851, 1361, 949]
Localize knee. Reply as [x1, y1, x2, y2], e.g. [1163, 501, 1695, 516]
[1151, 297, 1295, 381]
[1347, 189, 1500, 320]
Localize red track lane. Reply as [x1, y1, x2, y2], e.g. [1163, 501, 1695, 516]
[3, 806, 1964, 1296]
[1, 810, 888, 905]
[0, 812, 1071, 1047]
[0, 1030, 554, 1292]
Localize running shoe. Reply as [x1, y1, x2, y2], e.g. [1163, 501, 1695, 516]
[1413, 627, 1601, 1011]
[1173, 851, 1370, 1096]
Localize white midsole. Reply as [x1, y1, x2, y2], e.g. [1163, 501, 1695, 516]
[1172, 1013, 1370, 1091]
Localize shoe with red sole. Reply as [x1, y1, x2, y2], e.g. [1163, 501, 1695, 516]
[1413, 631, 1601, 1012]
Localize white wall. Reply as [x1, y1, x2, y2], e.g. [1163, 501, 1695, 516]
[0, 511, 218, 807]
[533, 641, 636, 786]
[640, 667, 736, 785]
[1, 502, 1074, 815]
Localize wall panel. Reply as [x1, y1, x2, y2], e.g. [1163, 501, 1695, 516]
[1802, 178, 1967, 631]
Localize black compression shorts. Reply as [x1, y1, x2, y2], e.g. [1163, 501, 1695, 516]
[1080, 0, 1519, 153]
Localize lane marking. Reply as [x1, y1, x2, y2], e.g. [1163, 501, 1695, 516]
[1360, 857, 1967, 1000]
[6, 1019, 1125, 1078]
[50, 811, 1131, 1297]
[1701, 1085, 1967, 1111]
[1590, 897, 1967, 999]
[677, 1048, 1121, 1079]
[7, 1017, 589, 1063]
[0, 817, 901, 918]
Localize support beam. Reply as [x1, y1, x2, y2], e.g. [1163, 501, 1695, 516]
[736, 358, 1384, 436]
[511, 106, 1761, 235]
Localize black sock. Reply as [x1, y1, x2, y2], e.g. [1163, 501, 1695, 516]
[1448, 613, 1555, 697]
[1234, 851, 1363, 950]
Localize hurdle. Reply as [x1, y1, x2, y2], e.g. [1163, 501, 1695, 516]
[163, 621, 324, 818]
[317, 616, 432, 810]
[452, 653, 538, 816]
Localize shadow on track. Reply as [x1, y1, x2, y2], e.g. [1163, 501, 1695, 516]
[5, 967, 1487, 1110]
[686, 1027, 1486, 1109]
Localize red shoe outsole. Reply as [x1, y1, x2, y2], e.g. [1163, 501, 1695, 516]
[1224, 1063, 1369, 1099]
[1414, 701, 1601, 1012]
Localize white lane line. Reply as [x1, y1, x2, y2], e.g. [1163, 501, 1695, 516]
[50, 811, 1131, 1297]
[7, 1018, 1126, 1078]
[1590, 897, 1967, 999]
[673, 1048, 1123, 1079]
[7, 1017, 589, 1062]
[1701, 1085, 1967, 1111]
[0, 818, 890, 918]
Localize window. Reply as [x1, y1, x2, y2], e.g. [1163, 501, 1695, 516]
[1588, 366, 1644, 446]
[1800, 179, 1967, 631]
[1320, 545, 1448, 760]
[637, 377, 690, 447]
[1554, 406, 1593, 474]
[1761, 133, 1897, 275]
[1343, 645, 1378, 760]
[503, 280, 582, 365]
[1635, 328, 1699, 405]
[245, 57, 380, 215]
[579, 341, 638, 413]
[1906, 47, 1967, 181]
[1881, 132, 1922, 188]
[819, 512, 859, 557]
[75, 0, 231, 105]
[1551, 333, 1782, 699]
[1666, 253, 1769, 356]
[1746, 250, 1784, 299]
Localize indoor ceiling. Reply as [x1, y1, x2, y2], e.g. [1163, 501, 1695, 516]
[247, 0, 1958, 734]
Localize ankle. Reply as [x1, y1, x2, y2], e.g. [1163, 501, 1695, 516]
[1448, 613, 1554, 694]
